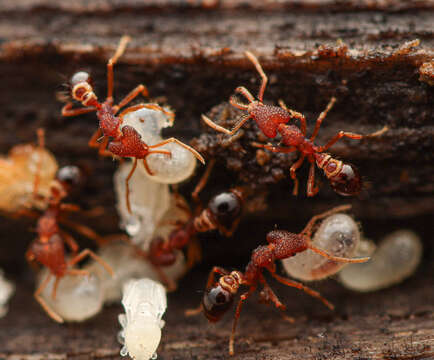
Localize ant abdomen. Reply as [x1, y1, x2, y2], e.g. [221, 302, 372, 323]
[202, 284, 234, 322]
[328, 163, 362, 196]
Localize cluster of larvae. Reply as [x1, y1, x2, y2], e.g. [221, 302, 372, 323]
[0, 36, 423, 360]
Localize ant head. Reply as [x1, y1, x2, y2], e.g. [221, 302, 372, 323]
[208, 190, 243, 236]
[56, 165, 86, 194]
[329, 163, 362, 196]
[149, 236, 177, 266]
[70, 71, 98, 106]
[202, 271, 242, 322]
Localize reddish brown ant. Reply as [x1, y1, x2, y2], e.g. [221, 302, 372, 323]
[202, 51, 387, 197]
[194, 205, 369, 355]
[140, 160, 245, 289]
[61, 36, 204, 212]
[25, 167, 113, 323]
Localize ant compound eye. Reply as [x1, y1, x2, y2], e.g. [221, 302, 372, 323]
[202, 284, 234, 322]
[329, 163, 362, 196]
[70, 71, 91, 87]
[56, 166, 85, 191]
[209, 192, 242, 233]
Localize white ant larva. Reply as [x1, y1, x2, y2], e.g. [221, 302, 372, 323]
[37, 267, 104, 322]
[338, 230, 422, 292]
[118, 278, 167, 360]
[282, 213, 361, 281]
[0, 269, 15, 318]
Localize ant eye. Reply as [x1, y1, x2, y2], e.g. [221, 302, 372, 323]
[70, 71, 91, 87]
[329, 163, 362, 196]
[56, 166, 85, 190]
[202, 284, 233, 322]
[209, 192, 242, 231]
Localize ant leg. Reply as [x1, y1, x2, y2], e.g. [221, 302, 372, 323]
[51, 277, 61, 299]
[142, 104, 175, 125]
[60, 218, 106, 247]
[278, 100, 307, 136]
[290, 154, 306, 196]
[191, 159, 216, 205]
[232, 86, 255, 105]
[202, 114, 251, 137]
[88, 128, 102, 149]
[107, 35, 131, 102]
[88, 130, 113, 157]
[34, 273, 64, 323]
[307, 244, 370, 263]
[310, 97, 337, 141]
[61, 102, 97, 117]
[151, 264, 178, 292]
[317, 125, 388, 152]
[186, 238, 202, 270]
[59, 230, 79, 254]
[251, 142, 297, 153]
[258, 276, 295, 323]
[301, 204, 352, 237]
[114, 84, 149, 112]
[67, 268, 90, 276]
[125, 158, 138, 214]
[244, 51, 268, 102]
[142, 149, 172, 176]
[68, 249, 114, 276]
[148, 138, 205, 164]
[269, 272, 334, 311]
[306, 160, 319, 197]
[32, 128, 46, 198]
[229, 286, 256, 356]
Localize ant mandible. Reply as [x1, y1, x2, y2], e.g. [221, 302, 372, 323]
[197, 205, 369, 355]
[25, 170, 113, 323]
[141, 160, 245, 289]
[61, 36, 204, 212]
[202, 51, 388, 197]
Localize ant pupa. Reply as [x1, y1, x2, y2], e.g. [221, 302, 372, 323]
[282, 211, 361, 281]
[338, 230, 422, 292]
[202, 51, 387, 197]
[61, 36, 204, 213]
[118, 278, 167, 360]
[0, 269, 15, 318]
[194, 205, 369, 355]
[0, 129, 58, 212]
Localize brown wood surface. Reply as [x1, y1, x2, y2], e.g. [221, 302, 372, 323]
[0, 0, 433, 359]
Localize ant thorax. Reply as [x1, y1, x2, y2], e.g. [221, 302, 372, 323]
[118, 278, 167, 360]
[282, 213, 361, 281]
[0, 269, 15, 318]
[121, 107, 198, 184]
[339, 230, 422, 292]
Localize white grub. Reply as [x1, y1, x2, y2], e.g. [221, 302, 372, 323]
[139, 142, 197, 184]
[38, 268, 104, 322]
[89, 241, 185, 303]
[0, 269, 15, 318]
[282, 213, 360, 281]
[0, 144, 58, 212]
[114, 162, 171, 246]
[338, 230, 422, 292]
[120, 106, 172, 145]
[121, 106, 197, 184]
[118, 278, 167, 360]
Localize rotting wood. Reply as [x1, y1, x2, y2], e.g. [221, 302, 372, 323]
[0, 1, 433, 358]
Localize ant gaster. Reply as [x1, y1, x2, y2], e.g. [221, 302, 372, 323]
[61, 36, 204, 212]
[196, 205, 369, 355]
[202, 51, 387, 197]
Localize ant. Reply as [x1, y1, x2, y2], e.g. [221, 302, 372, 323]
[195, 205, 369, 355]
[141, 160, 245, 289]
[61, 36, 204, 212]
[202, 51, 388, 197]
[25, 166, 113, 323]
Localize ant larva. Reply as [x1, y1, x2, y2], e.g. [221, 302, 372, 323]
[193, 205, 369, 356]
[202, 51, 387, 197]
[61, 36, 204, 212]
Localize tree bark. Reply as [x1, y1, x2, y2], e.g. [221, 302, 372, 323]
[0, 1, 433, 359]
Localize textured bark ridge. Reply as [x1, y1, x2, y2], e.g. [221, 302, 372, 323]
[0, 1, 433, 359]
